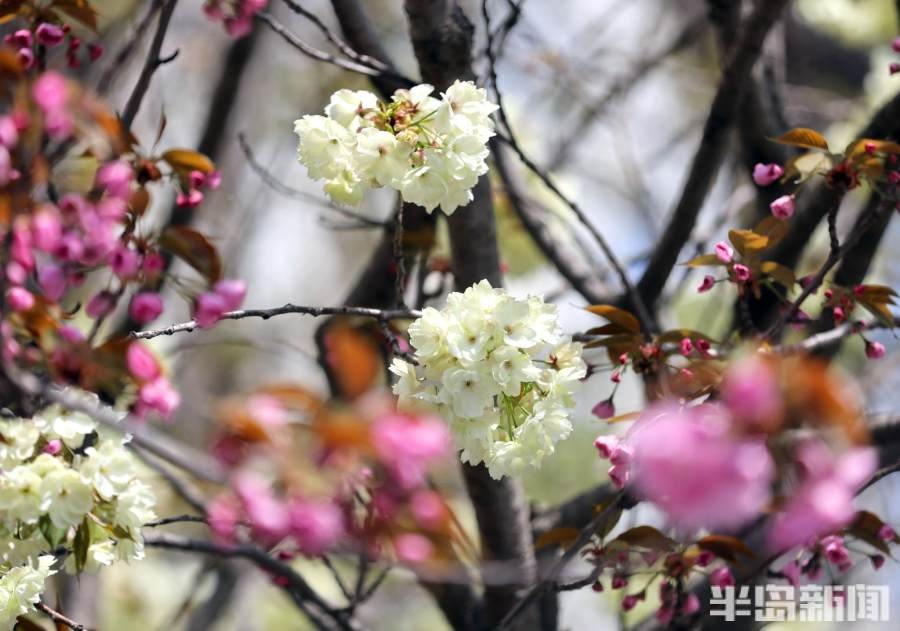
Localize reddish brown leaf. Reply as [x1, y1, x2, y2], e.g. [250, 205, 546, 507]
[160, 226, 223, 283]
[585, 305, 641, 333]
[771, 128, 829, 151]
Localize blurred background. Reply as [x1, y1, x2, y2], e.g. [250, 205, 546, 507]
[47, 0, 900, 628]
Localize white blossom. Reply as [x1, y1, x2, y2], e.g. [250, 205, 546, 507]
[294, 80, 497, 214]
[392, 281, 585, 479]
[0, 555, 56, 630]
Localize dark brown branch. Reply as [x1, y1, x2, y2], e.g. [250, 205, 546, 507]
[121, 0, 179, 130]
[636, 0, 790, 310]
[132, 303, 419, 340]
[96, 0, 165, 95]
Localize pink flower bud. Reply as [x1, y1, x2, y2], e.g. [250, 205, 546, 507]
[592, 581, 604, 593]
[130, 291, 164, 324]
[769, 194, 795, 220]
[88, 43, 103, 62]
[891, 62, 900, 75]
[38, 263, 66, 301]
[188, 170, 206, 189]
[6, 287, 34, 312]
[592, 399, 615, 420]
[213, 278, 246, 311]
[394, 533, 434, 564]
[127, 342, 161, 382]
[622, 595, 639, 611]
[714, 241, 733, 264]
[697, 275, 715, 293]
[610, 369, 621, 383]
[135, 377, 180, 421]
[833, 306, 845, 324]
[752, 162, 784, 186]
[696, 550, 715, 567]
[733, 263, 751, 282]
[43, 439, 63, 455]
[608, 463, 629, 488]
[0, 115, 19, 148]
[194, 291, 227, 328]
[7, 29, 32, 48]
[866, 341, 886, 359]
[878, 524, 896, 541]
[108, 245, 141, 279]
[594, 435, 620, 459]
[611, 574, 628, 590]
[681, 593, 700, 615]
[86, 291, 116, 318]
[410, 490, 447, 529]
[5, 262, 26, 286]
[31, 206, 62, 251]
[16, 47, 34, 70]
[710, 566, 734, 588]
[58, 325, 84, 344]
[207, 170, 222, 189]
[680, 338, 693, 356]
[36, 23, 66, 47]
[872, 554, 886, 570]
[32, 71, 68, 112]
[142, 251, 166, 280]
[96, 160, 134, 198]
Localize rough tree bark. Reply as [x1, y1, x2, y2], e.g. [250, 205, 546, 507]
[404, 2, 540, 629]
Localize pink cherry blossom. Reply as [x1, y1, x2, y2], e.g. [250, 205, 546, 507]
[130, 291, 164, 324]
[207, 494, 240, 545]
[878, 524, 896, 541]
[719, 355, 783, 431]
[410, 490, 446, 529]
[371, 412, 450, 489]
[679, 338, 693, 356]
[30, 206, 62, 251]
[697, 275, 715, 293]
[770, 195, 795, 220]
[594, 435, 620, 459]
[733, 263, 751, 282]
[591, 398, 615, 419]
[5, 262, 25, 286]
[194, 291, 228, 328]
[86, 291, 116, 318]
[0, 115, 19, 148]
[6, 287, 34, 312]
[37, 263, 66, 301]
[35, 23, 65, 46]
[233, 472, 291, 543]
[95, 160, 134, 198]
[16, 47, 34, 70]
[42, 439, 62, 456]
[767, 442, 876, 551]
[213, 278, 247, 311]
[289, 498, 344, 555]
[108, 245, 141, 279]
[752, 163, 784, 186]
[4, 29, 32, 48]
[710, 566, 734, 587]
[866, 341, 886, 359]
[135, 377, 181, 421]
[714, 241, 733, 264]
[627, 403, 774, 532]
[820, 535, 851, 571]
[32, 71, 69, 112]
[394, 533, 433, 564]
[126, 342, 160, 382]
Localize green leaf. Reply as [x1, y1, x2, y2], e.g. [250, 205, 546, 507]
[39, 515, 66, 548]
[74, 518, 90, 572]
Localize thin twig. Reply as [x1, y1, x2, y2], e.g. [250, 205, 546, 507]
[130, 445, 209, 513]
[133, 303, 420, 340]
[96, 0, 165, 95]
[121, 0, 180, 129]
[35, 602, 87, 631]
[143, 514, 207, 528]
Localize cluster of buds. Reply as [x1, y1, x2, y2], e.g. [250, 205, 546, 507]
[176, 168, 222, 209]
[203, 0, 268, 37]
[4, 22, 102, 71]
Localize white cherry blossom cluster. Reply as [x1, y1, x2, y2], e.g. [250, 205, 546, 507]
[391, 281, 586, 479]
[0, 402, 156, 608]
[0, 555, 55, 629]
[293, 80, 498, 214]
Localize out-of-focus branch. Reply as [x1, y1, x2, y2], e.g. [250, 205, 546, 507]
[546, 15, 707, 171]
[96, 0, 166, 95]
[121, 0, 179, 130]
[636, 0, 790, 310]
[492, 141, 610, 304]
[35, 602, 87, 631]
[133, 303, 419, 340]
[144, 533, 363, 631]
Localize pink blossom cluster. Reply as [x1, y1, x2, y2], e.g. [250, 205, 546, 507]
[594, 355, 880, 553]
[4, 22, 102, 71]
[126, 342, 181, 421]
[203, 0, 269, 37]
[207, 395, 452, 565]
[778, 525, 896, 588]
[176, 168, 222, 209]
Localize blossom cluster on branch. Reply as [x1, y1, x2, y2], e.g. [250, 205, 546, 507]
[391, 280, 586, 479]
[294, 81, 497, 213]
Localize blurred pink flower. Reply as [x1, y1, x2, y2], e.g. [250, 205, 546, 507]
[37, 263, 66, 301]
[733, 264, 751, 282]
[35, 23, 65, 47]
[371, 412, 450, 489]
[31, 206, 61, 251]
[130, 291, 164, 324]
[628, 403, 773, 532]
[207, 494, 241, 545]
[866, 341, 886, 360]
[127, 342, 160, 382]
[194, 291, 228, 328]
[767, 441, 876, 551]
[410, 490, 447, 529]
[591, 398, 615, 419]
[697, 275, 715, 293]
[719, 355, 783, 431]
[214, 278, 246, 311]
[289, 498, 344, 555]
[234, 472, 290, 544]
[710, 566, 734, 587]
[394, 533, 433, 564]
[6, 287, 34, 312]
[96, 160, 134, 198]
[770, 194, 795, 220]
[86, 291, 116, 318]
[135, 377, 180, 421]
[108, 245, 141, 279]
[752, 163, 784, 186]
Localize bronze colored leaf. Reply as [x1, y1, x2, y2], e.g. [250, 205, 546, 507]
[612, 526, 676, 551]
[845, 138, 900, 157]
[321, 322, 383, 400]
[681, 253, 726, 268]
[760, 261, 795, 289]
[535, 527, 581, 550]
[846, 511, 894, 555]
[585, 305, 641, 333]
[161, 148, 216, 175]
[696, 534, 755, 563]
[771, 128, 829, 151]
[52, 0, 98, 30]
[160, 226, 223, 283]
[753, 216, 789, 248]
[728, 229, 769, 257]
[655, 329, 715, 345]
